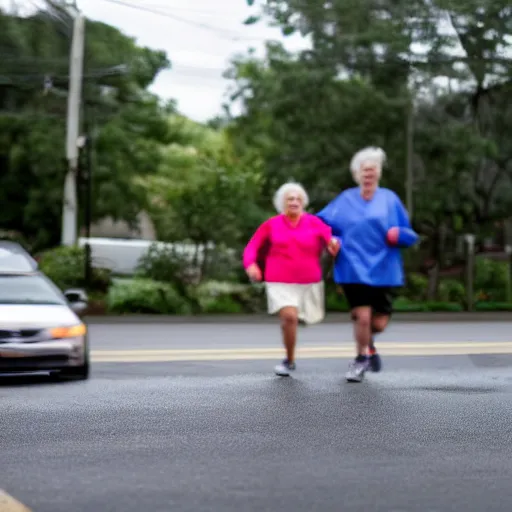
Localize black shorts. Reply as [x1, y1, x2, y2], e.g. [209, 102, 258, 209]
[341, 284, 396, 316]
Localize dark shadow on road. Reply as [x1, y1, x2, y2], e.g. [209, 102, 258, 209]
[0, 373, 78, 388]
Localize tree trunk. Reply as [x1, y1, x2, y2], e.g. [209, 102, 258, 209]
[427, 263, 439, 301]
[426, 229, 442, 300]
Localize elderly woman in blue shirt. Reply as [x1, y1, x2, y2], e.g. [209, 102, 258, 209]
[317, 147, 419, 383]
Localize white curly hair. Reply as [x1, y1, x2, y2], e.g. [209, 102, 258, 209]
[350, 146, 386, 184]
[273, 181, 309, 213]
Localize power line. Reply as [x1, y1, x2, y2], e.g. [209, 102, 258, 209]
[29, 0, 73, 37]
[132, 1, 256, 19]
[3, 3, 508, 92]
[99, 0, 268, 42]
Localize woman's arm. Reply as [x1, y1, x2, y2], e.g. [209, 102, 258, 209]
[311, 215, 333, 246]
[313, 210, 341, 257]
[242, 220, 271, 269]
[389, 197, 419, 248]
[316, 195, 343, 241]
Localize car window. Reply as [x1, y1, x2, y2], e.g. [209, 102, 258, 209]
[0, 275, 65, 305]
[0, 245, 37, 272]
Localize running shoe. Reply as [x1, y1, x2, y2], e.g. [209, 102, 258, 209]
[346, 358, 369, 382]
[369, 336, 382, 372]
[274, 359, 296, 376]
[369, 351, 382, 372]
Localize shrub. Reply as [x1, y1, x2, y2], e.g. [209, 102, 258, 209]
[136, 242, 205, 312]
[438, 279, 466, 303]
[136, 243, 199, 285]
[201, 295, 244, 314]
[393, 296, 464, 312]
[325, 288, 350, 312]
[423, 301, 463, 312]
[194, 280, 265, 313]
[401, 260, 511, 304]
[38, 245, 111, 292]
[137, 242, 244, 287]
[202, 246, 242, 282]
[475, 301, 512, 311]
[403, 272, 428, 301]
[228, 283, 266, 313]
[393, 296, 427, 312]
[106, 278, 192, 314]
[474, 258, 509, 301]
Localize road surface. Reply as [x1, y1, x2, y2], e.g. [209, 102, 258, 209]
[2, 321, 512, 512]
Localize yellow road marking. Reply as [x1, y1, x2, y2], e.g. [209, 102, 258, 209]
[90, 342, 512, 362]
[0, 491, 32, 512]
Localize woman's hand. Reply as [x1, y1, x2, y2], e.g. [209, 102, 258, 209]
[386, 227, 400, 245]
[246, 263, 262, 282]
[327, 237, 340, 257]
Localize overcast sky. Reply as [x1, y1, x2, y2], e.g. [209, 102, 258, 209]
[5, 1, 480, 121]
[76, 0, 310, 122]
[0, 0, 309, 121]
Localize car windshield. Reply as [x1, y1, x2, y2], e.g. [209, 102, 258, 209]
[0, 274, 65, 305]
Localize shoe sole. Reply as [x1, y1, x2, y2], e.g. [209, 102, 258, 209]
[346, 373, 365, 383]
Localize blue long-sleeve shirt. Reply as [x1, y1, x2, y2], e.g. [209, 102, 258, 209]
[316, 187, 418, 286]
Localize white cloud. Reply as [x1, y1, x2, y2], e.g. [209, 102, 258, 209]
[78, 0, 310, 121]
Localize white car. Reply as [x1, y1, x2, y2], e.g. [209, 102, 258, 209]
[0, 242, 90, 379]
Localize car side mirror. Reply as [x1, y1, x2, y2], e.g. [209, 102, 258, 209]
[64, 288, 89, 315]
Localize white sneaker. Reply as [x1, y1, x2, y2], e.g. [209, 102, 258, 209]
[345, 359, 369, 383]
[274, 360, 296, 376]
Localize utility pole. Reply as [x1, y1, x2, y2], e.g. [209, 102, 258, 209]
[405, 97, 414, 219]
[61, 10, 85, 246]
[82, 105, 94, 287]
[465, 234, 476, 311]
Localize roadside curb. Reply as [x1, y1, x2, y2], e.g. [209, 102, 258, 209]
[85, 312, 512, 324]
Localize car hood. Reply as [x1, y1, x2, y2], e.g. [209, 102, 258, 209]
[0, 304, 81, 328]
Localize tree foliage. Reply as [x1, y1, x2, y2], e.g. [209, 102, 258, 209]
[143, 115, 266, 250]
[225, 43, 407, 208]
[0, 4, 173, 249]
[2, 0, 512, 306]
[232, 0, 512, 261]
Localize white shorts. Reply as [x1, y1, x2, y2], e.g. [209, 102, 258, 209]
[265, 281, 325, 325]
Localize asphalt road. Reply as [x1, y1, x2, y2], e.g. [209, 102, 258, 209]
[2, 321, 512, 512]
[87, 320, 512, 349]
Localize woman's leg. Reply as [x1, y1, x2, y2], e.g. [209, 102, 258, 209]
[279, 306, 299, 363]
[341, 285, 373, 382]
[274, 306, 299, 376]
[368, 313, 390, 372]
[352, 306, 373, 356]
[368, 287, 394, 372]
[371, 314, 390, 335]
[345, 305, 373, 382]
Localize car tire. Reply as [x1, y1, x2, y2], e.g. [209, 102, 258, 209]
[53, 338, 90, 381]
[59, 361, 90, 380]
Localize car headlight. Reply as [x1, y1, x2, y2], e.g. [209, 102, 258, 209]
[48, 323, 87, 339]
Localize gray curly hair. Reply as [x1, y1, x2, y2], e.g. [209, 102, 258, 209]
[273, 182, 309, 213]
[350, 146, 386, 184]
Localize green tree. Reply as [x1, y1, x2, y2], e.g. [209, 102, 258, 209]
[225, 42, 407, 208]
[143, 115, 266, 262]
[0, 5, 173, 249]
[234, 0, 512, 299]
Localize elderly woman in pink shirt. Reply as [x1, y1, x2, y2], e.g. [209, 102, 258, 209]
[243, 182, 340, 376]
